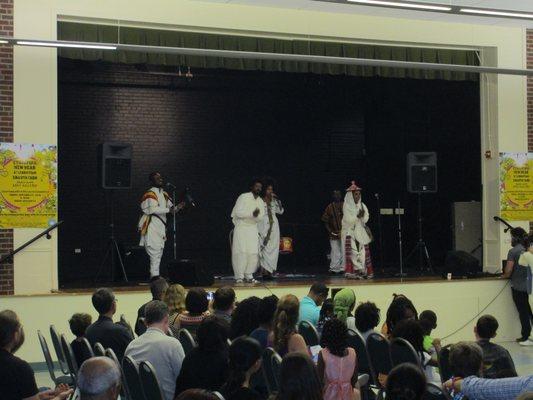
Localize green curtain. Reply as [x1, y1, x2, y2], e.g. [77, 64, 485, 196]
[57, 22, 479, 81]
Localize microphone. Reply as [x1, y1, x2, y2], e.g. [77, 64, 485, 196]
[374, 193, 379, 200]
[185, 187, 196, 207]
[165, 182, 177, 190]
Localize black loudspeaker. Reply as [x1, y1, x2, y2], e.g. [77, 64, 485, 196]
[407, 152, 437, 193]
[167, 259, 214, 287]
[444, 250, 481, 277]
[98, 142, 132, 189]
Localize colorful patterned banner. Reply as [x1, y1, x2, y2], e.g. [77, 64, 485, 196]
[0, 143, 57, 228]
[499, 152, 533, 221]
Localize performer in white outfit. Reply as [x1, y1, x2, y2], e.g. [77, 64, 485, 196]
[138, 172, 183, 278]
[341, 181, 371, 279]
[231, 179, 265, 283]
[258, 181, 284, 278]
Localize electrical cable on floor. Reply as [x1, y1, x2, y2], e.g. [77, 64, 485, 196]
[441, 279, 510, 341]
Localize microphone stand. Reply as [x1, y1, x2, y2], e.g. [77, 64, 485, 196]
[172, 188, 177, 260]
[375, 193, 385, 274]
[395, 200, 407, 278]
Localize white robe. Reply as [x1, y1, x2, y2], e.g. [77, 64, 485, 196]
[258, 199, 284, 273]
[341, 192, 370, 273]
[138, 187, 172, 277]
[231, 192, 265, 280]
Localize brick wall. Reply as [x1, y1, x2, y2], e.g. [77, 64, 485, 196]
[0, 0, 13, 295]
[57, 60, 480, 283]
[527, 30, 533, 232]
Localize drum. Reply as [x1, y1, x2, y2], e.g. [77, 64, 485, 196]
[279, 237, 293, 254]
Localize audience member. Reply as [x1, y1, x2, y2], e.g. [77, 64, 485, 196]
[135, 277, 169, 336]
[272, 353, 323, 400]
[250, 295, 278, 349]
[383, 294, 418, 337]
[475, 315, 517, 378]
[85, 288, 133, 361]
[391, 319, 440, 384]
[68, 312, 93, 367]
[0, 310, 72, 400]
[230, 296, 261, 339]
[125, 300, 185, 400]
[502, 227, 531, 345]
[386, 363, 426, 400]
[270, 294, 308, 356]
[77, 357, 121, 400]
[212, 287, 236, 324]
[316, 298, 334, 336]
[173, 287, 210, 340]
[354, 301, 380, 341]
[165, 283, 187, 332]
[220, 336, 264, 400]
[448, 342, 483, 400]
[299, 282, 329, 326]
[445, 375, 533, 400]
[317, 318, 358, 400]
[175, 389, 220, 400]
[333, 288, 357, 331]
[175, 315, 230, 395]
[419, 310, 441, 355]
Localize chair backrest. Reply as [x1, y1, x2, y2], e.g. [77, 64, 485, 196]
[93, 342, 106, 357]
[366, 333, 392, 388]
[390, 337, 422, 368]
[423, 383, 452, 400]
[297, 320, 319, 347]
[178, 328, 197, 355]
[38, 330, 58, 384]
[437, 345, 453, 383]
[79, 338, 95, 362]
[347, 329, 372, 377]
[139, 360, 164, 400]
[105, 348, 130, 400]
[50, 325, 69, 375]
[60, 333, 79, 377]
[122, 356, 145, 400]
[262, 347, 278, 395]
[271, 352, 282, 390]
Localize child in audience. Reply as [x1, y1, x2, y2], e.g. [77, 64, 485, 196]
[475, 315, 517, 378]
[317, 318, 359, 400]
[273, 353, 323, 400]
[383, 294, 418, 338]
[386, 364, 427, 400]
[250, 295, 278, 349]
[419, 310, 441, 355]
[68, 312, 92, 367]
[220, 336, 264, 400]
[316, 298, 334, 336]
[354, 301, 380, 341]
[448, 342, 484, 400]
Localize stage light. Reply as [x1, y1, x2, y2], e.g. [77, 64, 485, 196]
[459, 8, 533, 19]
[346, 0, 451, 12]
[16, 40, 117, 50]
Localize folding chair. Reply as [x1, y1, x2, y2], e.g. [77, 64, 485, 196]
[262, 347, 279, 395]
[390, 337, 422, 368]
[37, 330, 72, 386]
[139, 361, 164, 400]
[297, 320, 320, 346]
[178, 328, 197, 356]
[105, 348, 131, 400]
[366, 333, 392, 389]
[60, 334, 79, 378]
[50, 325, 70, 375]
[438, 345, 453, 383]
[123, 356, 145, 400]
[93, 342, 106, 357]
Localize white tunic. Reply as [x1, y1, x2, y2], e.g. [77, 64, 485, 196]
[231, 192, 265, 254]
[138, 187, 172, 249]
[341, 192, 371, 245]
[258, 198, 284, 272]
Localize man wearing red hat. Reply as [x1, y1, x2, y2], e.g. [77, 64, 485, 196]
[342, 181, 373, 279]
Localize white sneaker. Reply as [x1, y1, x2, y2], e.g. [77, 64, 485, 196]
[518, 339, 533, 346]
[244, 278, 259, 284]
[235, 279, 244, 284]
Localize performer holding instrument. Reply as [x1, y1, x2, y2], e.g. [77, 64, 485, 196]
[138, 172, 184, 278]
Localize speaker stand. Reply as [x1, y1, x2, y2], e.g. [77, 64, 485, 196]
[95, 190, 129, 284]
[404, 193, 433, 274]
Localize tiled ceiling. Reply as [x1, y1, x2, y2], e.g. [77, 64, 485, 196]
[201, 0, 533, 27]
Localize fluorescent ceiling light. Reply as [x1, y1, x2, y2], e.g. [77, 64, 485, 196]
[16, 40, 116, 50]
[0, 40, 8, 44]
[459, 8, 533, 19]
[346, 0, 451, 11]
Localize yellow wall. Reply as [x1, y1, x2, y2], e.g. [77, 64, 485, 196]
[0, 279, 521, 363]
[11, 0, 530, 294]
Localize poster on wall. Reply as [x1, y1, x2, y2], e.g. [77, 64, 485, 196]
[0, 143, 57, 228]
[499, 152, 533, 221]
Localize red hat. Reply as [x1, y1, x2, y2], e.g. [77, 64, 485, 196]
[346, 181, 362, 192]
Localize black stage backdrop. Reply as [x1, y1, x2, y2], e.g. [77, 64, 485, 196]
[58, 59, 480, 285]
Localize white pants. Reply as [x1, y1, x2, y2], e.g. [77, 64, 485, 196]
[329, 240, 344, 272]
[342, 235, 366, 273]
[232, 252, 258, 280]
[145, 245, 164, 278]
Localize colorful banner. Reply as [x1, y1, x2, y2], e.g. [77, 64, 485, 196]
[499, 152, 533, 221]
[0, 143, 57, 228]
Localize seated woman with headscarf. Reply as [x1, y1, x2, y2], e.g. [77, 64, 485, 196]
[333, 288, 357, 332]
